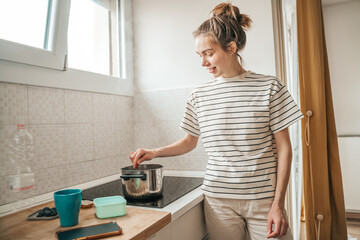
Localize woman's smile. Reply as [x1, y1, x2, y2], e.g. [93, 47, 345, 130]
[207, 67, 216, 74]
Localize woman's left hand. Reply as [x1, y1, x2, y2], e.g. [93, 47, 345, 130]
[267, 205, 288, 238]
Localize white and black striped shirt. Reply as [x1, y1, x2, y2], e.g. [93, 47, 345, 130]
[180, 71, 303, 200]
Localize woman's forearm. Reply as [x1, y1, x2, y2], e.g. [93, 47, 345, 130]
[273, 149, 292, 208]
[154, 134, 199, 157]
[272, 128, 292, 208]
[130, 133, 199, 168]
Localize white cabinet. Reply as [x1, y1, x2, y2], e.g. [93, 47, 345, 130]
[338, 137, 360, 212]
[149, 201, 207, 240]
[171, 201, 207, 240]
[148, 224, 172, 240]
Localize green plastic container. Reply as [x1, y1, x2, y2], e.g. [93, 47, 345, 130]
[93, 196, 126, 218]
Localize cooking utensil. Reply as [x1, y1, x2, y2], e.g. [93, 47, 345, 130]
[120, 164, 163, 199]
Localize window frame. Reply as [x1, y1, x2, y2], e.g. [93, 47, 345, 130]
[0, 0, 133, 96]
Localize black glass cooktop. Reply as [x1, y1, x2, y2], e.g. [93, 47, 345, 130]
[82, 176, 203, 208]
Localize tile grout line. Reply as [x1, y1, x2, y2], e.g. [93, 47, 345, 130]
[63, 88, 67, 188]
[27, 85, 30, 127]
[92, 92, 96, 178]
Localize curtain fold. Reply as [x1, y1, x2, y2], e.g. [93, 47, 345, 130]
[296, 0, 348, 239]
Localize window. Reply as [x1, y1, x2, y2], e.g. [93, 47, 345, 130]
[0, 0, 50, 50]
[67, 0, 120, 77]
[0, 0, 69, 70]
[0, 0, 133, 95]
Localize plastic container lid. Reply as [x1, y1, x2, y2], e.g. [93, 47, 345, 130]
[93, 196, 126, 206]
[93, 196, 127, 219]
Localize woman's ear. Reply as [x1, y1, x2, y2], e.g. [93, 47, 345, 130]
[227, 41, 237, 55]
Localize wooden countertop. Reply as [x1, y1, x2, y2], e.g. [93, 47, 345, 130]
[0, 201, 171, 240]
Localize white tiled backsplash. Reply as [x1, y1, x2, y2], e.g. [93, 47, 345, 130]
[0, 83, 133, 205]
[0, 82, 207, 206]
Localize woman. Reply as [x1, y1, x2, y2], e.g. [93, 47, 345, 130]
[130, 3, 303, 239]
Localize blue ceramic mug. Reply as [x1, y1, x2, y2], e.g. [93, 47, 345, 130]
[54, 189, 82, 227]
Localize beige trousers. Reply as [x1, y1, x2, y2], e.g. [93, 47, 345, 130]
[204, 196, 293, 240]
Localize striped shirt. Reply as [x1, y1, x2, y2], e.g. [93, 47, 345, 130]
[180, 71, 304, 200]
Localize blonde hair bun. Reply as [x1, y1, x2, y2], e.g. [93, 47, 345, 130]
[211, 3, 252, 30]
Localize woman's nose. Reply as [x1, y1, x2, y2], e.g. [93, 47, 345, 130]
[201, 58, 208, 67]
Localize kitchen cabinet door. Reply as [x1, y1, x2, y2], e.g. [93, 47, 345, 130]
[148, 224, 172, 240]
[171, 202, 207, 240]
[148, 201, 207, 240]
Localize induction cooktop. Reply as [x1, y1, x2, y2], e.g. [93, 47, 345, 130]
[82, 176, 203, 208]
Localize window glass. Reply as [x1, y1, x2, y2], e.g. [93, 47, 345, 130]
[67, 0, 111, 76]
[0, 0, 50, 49]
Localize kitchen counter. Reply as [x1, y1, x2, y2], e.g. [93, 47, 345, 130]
[0, 201, 171, 240]
[0, 171, 205, 240]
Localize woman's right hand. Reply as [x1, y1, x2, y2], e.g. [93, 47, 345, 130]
[129, 148, 156, 168]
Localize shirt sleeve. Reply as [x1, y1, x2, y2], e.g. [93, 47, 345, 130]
[180, 95, 201, 137]
[269, 80, 304, 133]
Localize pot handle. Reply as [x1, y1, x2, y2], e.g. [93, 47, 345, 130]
[120, 174, 147, 181]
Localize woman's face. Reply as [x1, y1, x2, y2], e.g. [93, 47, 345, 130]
[195, 35, 238, 78]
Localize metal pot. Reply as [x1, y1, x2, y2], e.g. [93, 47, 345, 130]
[120, 164, 163, 199]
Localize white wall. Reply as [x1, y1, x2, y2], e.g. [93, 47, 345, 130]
[133, 0, 276, 92]
[323, 0, 360, 212]
[323, 0, 360, 135]
[131, 0, 277, 171]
